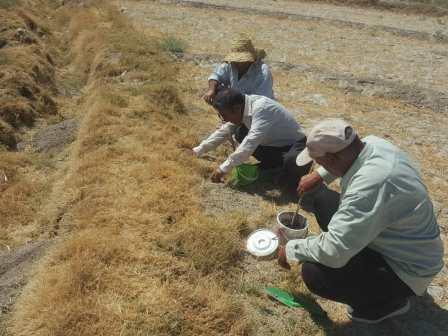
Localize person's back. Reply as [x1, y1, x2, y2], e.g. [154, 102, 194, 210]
[284, 119, 444, 323]
[193, 89, 310, 188]
[203, 34, 274, 104]
[213, 61, 274, 99]
[350, 136, 444, 291]
[244, 95, 301, 147]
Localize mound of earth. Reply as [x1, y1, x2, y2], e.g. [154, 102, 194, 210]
[0, 8, 58, 150]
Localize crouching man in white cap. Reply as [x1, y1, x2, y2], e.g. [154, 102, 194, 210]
[277, 119, 444, 323]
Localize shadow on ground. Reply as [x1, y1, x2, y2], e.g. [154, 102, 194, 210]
[230, 174, 299, 206]
[300, 293, 448, 335]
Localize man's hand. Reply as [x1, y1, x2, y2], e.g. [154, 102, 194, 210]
[190, 147, 201, 156]
[202, 89, 216, 105]
[297, 171, 323, 194]
[211, 169, 226, 183]
[274, 227, 287, 246]
[277, 246, 291, 270]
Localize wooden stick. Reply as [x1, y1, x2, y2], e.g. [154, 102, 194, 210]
[290, 162, 314, 227]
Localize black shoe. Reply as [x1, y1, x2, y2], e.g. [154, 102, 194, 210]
[347, 299, 410, 324]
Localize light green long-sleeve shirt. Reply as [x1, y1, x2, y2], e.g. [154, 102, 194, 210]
[286, 136, 444, 295]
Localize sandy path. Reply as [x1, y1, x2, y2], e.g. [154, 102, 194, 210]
[173, 0, 448, 37]
[124, 0, 448, 99]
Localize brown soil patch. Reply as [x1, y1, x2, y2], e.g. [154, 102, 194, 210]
[17, 119, 79, 153]
[0, 240, 50, 315]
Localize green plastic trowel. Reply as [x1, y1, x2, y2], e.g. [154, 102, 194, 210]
[265, 287, 304, 308]
[265, 287, 327, 316]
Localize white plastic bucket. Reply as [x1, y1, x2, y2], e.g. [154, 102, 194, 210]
[277, 211, 308, 241]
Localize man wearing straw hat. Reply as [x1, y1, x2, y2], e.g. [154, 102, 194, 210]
[193, 88, 311, 188]
[278, 119, 444, 323]
[203, 34, 274, 104]
[203, 34, 274, 154]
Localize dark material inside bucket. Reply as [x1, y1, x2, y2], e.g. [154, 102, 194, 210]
[280, 213, 306, 230]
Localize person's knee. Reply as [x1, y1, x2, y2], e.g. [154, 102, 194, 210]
[302, 262, 327, 296]
[314, 187, 339, 205]
[286, 155, 311, 175]
[282, 150, 304, 176]
[313, 187, 340, 229]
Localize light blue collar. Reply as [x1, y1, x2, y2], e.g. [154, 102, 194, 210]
[341, 142, 373, 189]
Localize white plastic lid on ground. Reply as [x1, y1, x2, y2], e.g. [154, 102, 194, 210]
[246, 229, 279, 257]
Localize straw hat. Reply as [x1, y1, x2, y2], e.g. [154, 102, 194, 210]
[224, 34, 266, 63]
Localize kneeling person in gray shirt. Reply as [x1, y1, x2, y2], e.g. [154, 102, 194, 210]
[193, 88, 310, 189]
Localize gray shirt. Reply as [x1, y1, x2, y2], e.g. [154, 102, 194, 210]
[286, 136, 444, 295]
[193, 95, 304, 173]
[209, 61, 274, 99]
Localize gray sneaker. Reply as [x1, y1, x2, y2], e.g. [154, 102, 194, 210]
[347, 299, 410, 324]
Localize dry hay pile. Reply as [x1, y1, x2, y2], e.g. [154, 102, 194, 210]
[5, 1, 251, 335]
[0, 5, 57, 149]
[0, 1, 63, 249]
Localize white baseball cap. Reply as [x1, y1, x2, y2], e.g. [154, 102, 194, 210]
[296, 119, 357, 166]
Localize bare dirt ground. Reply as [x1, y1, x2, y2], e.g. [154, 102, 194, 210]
[121, 0, 448, 335]
[0, 240, 50, 316]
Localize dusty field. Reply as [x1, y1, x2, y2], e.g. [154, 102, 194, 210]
[121, 0, 448, 335]
[0, 0, 447, 335]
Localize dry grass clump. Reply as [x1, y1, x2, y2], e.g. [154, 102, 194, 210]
[9, 229, 139, 336]
[0, 7, 58, 148]
[0, 151, 51, 246]
[0, 119, 16, 149]
[0, 0, 20, 9]
[0, 2, 62, 250]
[146, 84, 186, 117]
[174, 215, 243, 274]
[8, 1, 249, 335]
